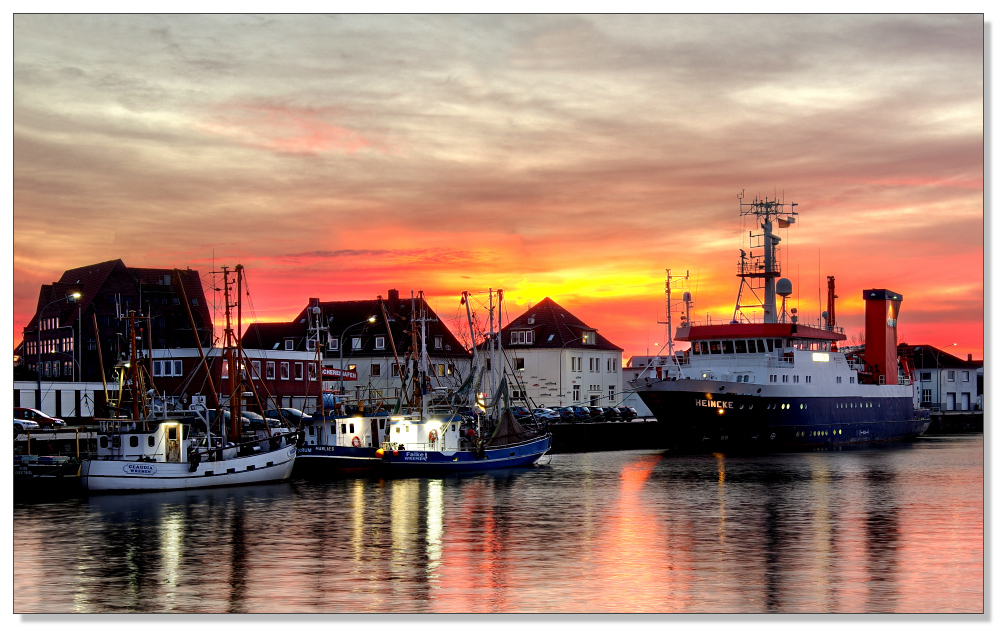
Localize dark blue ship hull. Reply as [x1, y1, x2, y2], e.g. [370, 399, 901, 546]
[294, 444, 380, 475]
[377, 434, 552, 473]
[638, 387, 930, 452]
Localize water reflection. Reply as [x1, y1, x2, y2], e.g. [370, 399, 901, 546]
[13, 437, 984, 613]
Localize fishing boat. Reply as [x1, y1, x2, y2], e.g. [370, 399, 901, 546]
[80, 265, 299, 492]
[633, 192, 931, 452]
[375, 289, 551, 473]
[296, 289, 551, 474]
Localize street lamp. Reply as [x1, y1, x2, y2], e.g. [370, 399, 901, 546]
[35, 291, 82, 407]
[339, 316, 377, 406]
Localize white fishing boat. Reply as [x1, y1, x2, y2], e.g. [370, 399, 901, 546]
[81, 265, 299, 492]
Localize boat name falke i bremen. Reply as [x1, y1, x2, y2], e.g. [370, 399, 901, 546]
[633, 192, 930, 451]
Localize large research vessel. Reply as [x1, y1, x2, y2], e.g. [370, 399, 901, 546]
[634, 193, 930, 451]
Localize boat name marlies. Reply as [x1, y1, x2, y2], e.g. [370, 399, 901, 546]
[696, 399, 733, 409]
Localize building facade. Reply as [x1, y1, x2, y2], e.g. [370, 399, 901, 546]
[17, 259, 213, 385]
[899, 343, 982, 411]
[494, 297, 623, 409]
[240, 289, 472, 414]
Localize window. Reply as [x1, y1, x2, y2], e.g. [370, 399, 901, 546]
[295, 363, 304, 380]
[922, 389, 933, 404]
[375, 336, 385, 350]
[52, 362, 60, 377]
[266, 361, 275, 380]
[710, 341, 722, 354]
[963, 371, 970, 382]
[510, 330, 534, 345]
[221, 361, 229, 379]
[153, 361, 162, 377]
[582, 331, 595, 345]
[920, 372, 932, 381]
[572, 356, 582, 372]
[308, 363, 317, 381]
[769, 375, 777, 383]
[352, 337, 361, 350]
[435, 336, 443, 349]
[371, 363, 381, 377]
[722, 341, 734, 354]
[607, 358, 617, 372]
[735, 340, 747, 353]
[285, 339, 294, 351]
[850, 376, 855, 384]
[746, 340, 757, 354]
[173, 360, 183, 377]
[280, 362, 289, 380]
[515, 358, 525, 371]
[836, 376, 842, 383]
[330, 338, 339, 351]
[130, 436, 139, 448]
[781, 375, 788, 383]
[307, 339, 316, 351]
[437, 364, 445, 376]
[573, 385, 581, 402]
[793, 375, 799, 383]
[805, 376, 812, 383]
[391, 364, 400, 377]
[947, 371, 955, 382]
[608, 385, 616, 403]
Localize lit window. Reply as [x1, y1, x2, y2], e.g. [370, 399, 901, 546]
[582, 331, 596, 345]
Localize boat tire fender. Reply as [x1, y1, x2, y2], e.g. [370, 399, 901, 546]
[352, 436, 361, 448]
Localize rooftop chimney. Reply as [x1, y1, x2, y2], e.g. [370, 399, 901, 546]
[388, 288, 399, 315]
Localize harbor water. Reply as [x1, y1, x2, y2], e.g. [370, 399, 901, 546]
[13, 434, 983, 613]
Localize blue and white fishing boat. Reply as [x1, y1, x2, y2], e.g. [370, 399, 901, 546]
[296, 288, 551, 475]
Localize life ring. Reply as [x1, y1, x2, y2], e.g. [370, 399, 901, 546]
[351, 436, 361, 448]
[428, 429, 438, 443]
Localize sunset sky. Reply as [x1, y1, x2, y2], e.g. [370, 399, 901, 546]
[11, 14, 985, 362]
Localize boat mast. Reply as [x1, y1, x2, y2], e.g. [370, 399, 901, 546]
[222, 266, 241, 441]
[734, 191, 797, 324]
[462, 291, 478, 407]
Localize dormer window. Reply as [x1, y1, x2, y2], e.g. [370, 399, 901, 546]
[582, 331, 596, 345]
[510, 330, 534, 345]
[285, 339, 294, 351]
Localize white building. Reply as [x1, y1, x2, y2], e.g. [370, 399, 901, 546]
[904, 344, 982, 411]
[493, 297, 623, 409]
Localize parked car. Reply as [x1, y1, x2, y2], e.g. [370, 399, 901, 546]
[586, 406, 606, 420]
[265, 408, 311, 427]
[601, 407, 622, 422]
[14, 407, 67, 429]
[551, 407, 577, 422]
[14, 418, 40, 433]
[616, 406, 638, 421]
[569, 406, 593, 421]
[532, 408, 561, 421]
[510, 406, 533, 421]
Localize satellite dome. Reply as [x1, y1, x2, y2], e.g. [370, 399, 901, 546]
[776, 278, 793, 297]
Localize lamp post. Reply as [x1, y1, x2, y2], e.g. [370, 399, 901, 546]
[35, 292, 81, 408]
[339, 316, 377, 403]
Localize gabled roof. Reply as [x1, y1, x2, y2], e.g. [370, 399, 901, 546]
[899, 344, 980, 370]
[242, 321, 309, 351]
[496, 297, 622, 352]
[241, 291, 470, 358]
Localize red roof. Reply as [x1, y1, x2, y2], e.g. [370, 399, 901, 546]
[677, 323, 847, 342]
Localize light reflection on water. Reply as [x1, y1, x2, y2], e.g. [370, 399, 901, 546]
[13, 435, 983, 613]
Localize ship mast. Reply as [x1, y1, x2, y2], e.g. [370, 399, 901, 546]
[733, 191, 798, 324]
